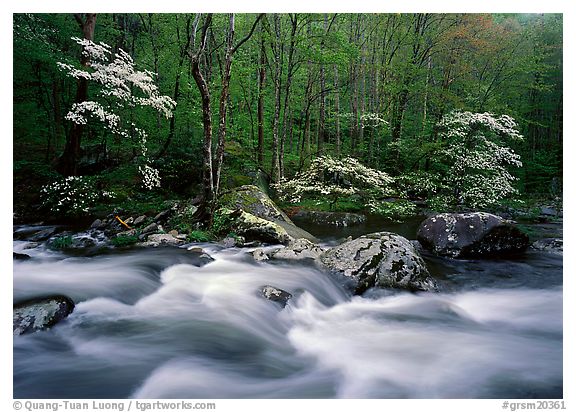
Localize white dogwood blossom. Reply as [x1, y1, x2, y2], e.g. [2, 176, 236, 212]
[437, 110, 523, 209]
[57, 37, 177, 190]
[274, 156, 394, 205]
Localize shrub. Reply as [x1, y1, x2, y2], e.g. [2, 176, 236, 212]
[40, 176, 111, 217]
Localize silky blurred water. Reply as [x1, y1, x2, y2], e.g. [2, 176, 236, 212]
[13, 228, 563, 399]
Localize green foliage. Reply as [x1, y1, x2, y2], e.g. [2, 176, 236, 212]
[50, 235, 73, 249]
[111, 234, 139, 247]
[187, 230, 212, 242]
[367, 200, 418, 222]
[211, 208, 237, 236]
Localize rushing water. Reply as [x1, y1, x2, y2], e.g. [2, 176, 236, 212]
[13, 222, 563, 399]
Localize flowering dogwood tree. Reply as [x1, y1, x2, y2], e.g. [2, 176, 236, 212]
[435, 111, 523, 209]
[57, 37, 176, 189]
[274, 156, 394, 208]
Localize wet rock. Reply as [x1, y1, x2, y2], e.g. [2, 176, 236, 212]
[531, 238, 563, 255]
[13, 295, 75, 335]
[292, 210, 367, 227]
[417, 212, 530, 258]
[185, 247, 215, 266]
[540, 206, 559, 217]
[142, 233, 184, 247]
[90, 219, 103, 229]
[320, 232, 437, 294]
[251, 248, 269, 262]
[271, 238, 324, 261]
[28, 227, 58, 242]
[13, 252, 31, 261]
[116, 229, 136, 237]
[141, 222, 158, 235]
[221, 236, 245, 248]
[259, 285, 292, 308]
[124, 217, 135, 225]
[168, 230, 179, 237]
[133, 215, 147, 226]
[154, 209, 172, 222]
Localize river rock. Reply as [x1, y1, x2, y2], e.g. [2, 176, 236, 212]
[251, 248, 269, 262]
[13, 295, 75, 335]
[531, 238, 563, 255]
[133, 215, 147, 226]
[218, 185, 317, 243]
[417, 212, 530, 258]
[292, 210, 367, 227]
[271, 238, 324, 261]
[320, 232, 437, 294]
[141, 222, 158, 235]
[259, 285, 292, 308]
[90, 219, 103, 229]
[143, 233, 184, 247]
[13, 252, 31, 260]
[154, 209, 172, 222]
[28, 227, 58, 242]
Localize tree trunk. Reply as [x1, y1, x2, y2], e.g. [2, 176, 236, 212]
[269, 14, 282, 183]
[214, 14, 235, 196]
[334, 65, 340, 157]
[58, 13, 96, 176]
[317, 14, 328, 157]
[257, 27, 266, 167]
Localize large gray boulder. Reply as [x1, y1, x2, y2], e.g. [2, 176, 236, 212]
[417, 212, 530, 258]
[216, 185, 317, 244]
[320, 232, 437, 294]
[271, 238, 324, 261]
[14, 295, 75, 335]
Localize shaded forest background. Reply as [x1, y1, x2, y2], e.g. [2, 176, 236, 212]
[13, 13, 562, 221]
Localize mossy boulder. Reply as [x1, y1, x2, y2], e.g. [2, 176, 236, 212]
[217, 185, 317, 243]
[320, 232, 437, 294]
[219, 185, 292, 223]
[217, 208, 292, 245]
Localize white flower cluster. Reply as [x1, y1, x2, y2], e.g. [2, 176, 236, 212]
[437, 110, 524, 208]
[438, 111, 523, 141]
[40, 176, 102, 215]
[360, 112, 389, 129]
[139, 164, 161, 191]
[274, 156, 394, 203]
[58, 37, 174, 191]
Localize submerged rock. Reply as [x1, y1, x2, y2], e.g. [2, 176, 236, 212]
[13, 252, 31, 260]
[271, 238, 324, 261]
[531, 238, 563, 255]
[292, 210, 366, 227]
[13, 295, 75, 335]
[259, 285, 292, 308]
[251, 248, 270, 262]
[320, 232, 437, 294]
[417, 212, 530, 258]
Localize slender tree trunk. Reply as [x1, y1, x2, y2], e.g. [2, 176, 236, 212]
[157, 15, 192, 159]
[214, 14, 235, 197]
[317, 14, 328, 156]
[279, 13, 298, 178]
[270, 14, 282, 182]
[190, 14, 214, 204]
[257, 27, 266, 167]
[58, 13, 96, 176]
[334, 65, 340, 157]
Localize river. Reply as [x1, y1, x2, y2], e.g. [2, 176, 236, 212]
[13, 219, 563, 399]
